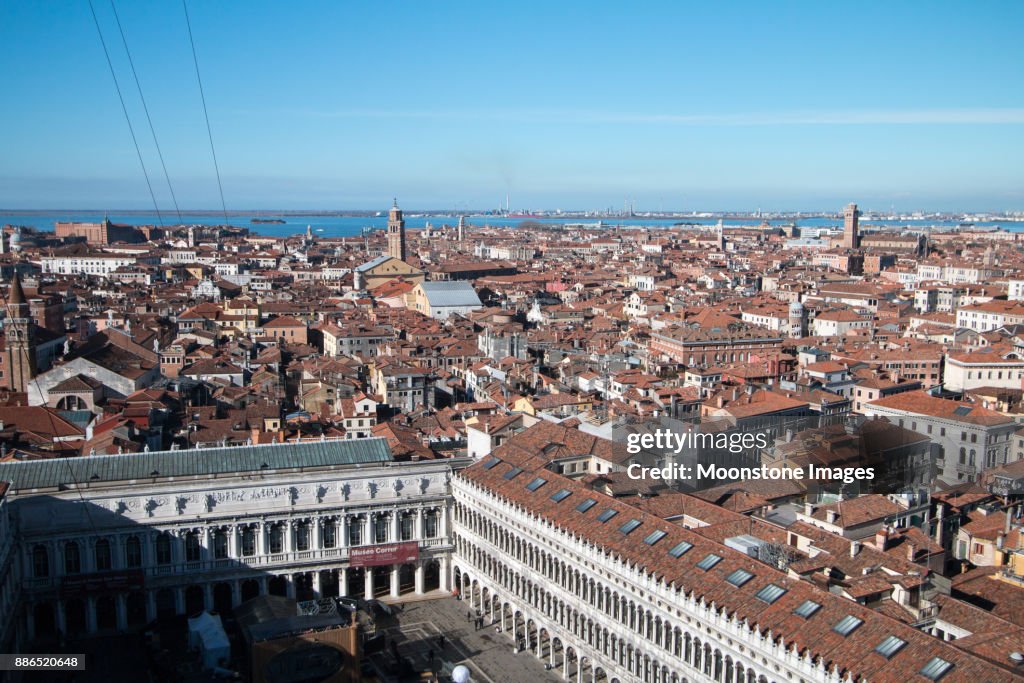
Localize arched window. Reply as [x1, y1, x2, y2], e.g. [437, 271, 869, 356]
[32, 545, 49, 578]
[322, 520, 336, 549]
[374, 515, 389, 544]
[269, 524, 283, 554]
[185, 531, 201, 562]
[348, 517, 363, 546]
[95, 538, 112, 571]
[213, 529, 228, 559]
[64, 542, 81, 575]
[125, 536, 142, 568]
[155, 533, 172, 565]
[425, 511, 439, 538]
[241, 526, 256, 557]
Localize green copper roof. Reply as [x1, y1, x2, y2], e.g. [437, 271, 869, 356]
[0, 438, 393, 491]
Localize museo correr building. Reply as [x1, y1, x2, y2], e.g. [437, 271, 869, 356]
[0, 439, 457, 646]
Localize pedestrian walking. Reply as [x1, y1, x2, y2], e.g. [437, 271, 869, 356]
[427, 648, 434, 663]
[467, 610, 472, 622]
[438, 634, 445, 648]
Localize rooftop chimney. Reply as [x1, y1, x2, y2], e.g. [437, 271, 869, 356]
[875, 527, 890, 551]
[850, 540, 862, 557]
[826, 510, 839, 524]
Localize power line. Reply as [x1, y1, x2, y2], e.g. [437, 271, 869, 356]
[181, 0, 229, 224]
[108, 0, 182, 222]
[87, 0, 164, 227]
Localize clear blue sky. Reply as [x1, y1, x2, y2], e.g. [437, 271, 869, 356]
[1, 1, 1022, 212]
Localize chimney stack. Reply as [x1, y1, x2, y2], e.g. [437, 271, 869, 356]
[875, 526, 890, 551]
[850, 540, 862, 557]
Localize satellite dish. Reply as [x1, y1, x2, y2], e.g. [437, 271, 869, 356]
[451, 665, 471, 683]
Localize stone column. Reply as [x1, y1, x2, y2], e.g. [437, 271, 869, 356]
[146, 591, 157, 622]
[440, 556, 451, 592]
[312, 571, 322, 598]
[414, 562, 425, 595]
[364, 568, 374, 600]
[341, 515, 350, 548]
[390, 566, 400, 598]
[56, 600, 67, 636]
[364, 514, 374, 546]
[229, 525, 239, 559]
[313, 518, 322, 551]
[202, 527, 213, 561]
[116, 594, 128, 631]
[416, 508, 424, 540]
[285, 521, 294, 553]
[25, 606, 35, 641]
[204, 584, 213, 611]
[285, 575, 296, 600]
[258, 522, 267, 556]
[391, 510, 400, 542]
[174, 588, 185, 615]
[85, 596, 98, 634]
[340, 567, 349, 597]
[232, 581, 241, 607]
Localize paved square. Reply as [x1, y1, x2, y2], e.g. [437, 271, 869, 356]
[368, 597, 564, 683]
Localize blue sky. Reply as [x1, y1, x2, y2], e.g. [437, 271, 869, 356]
[1, 1, 1022, 211]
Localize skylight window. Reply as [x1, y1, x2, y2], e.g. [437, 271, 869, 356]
[550, 489, 572, 502]
[618, 519, 642, 535]
[874, 635, 906, 659]
[953, 406, 972, 416]
[920, 657, 953, 681]
[597, 509, 618, 523]
[794, 600, 821, 618]
[833, 615, 863, 636]
[668, 541, 693, 558]
[755, 584, 786, 604]
[525, 477, 547, 491]
[576, 498, 597, 513]
[503, 467, 524, 480]
[696, 553, 722, 570]
[726, 569, 754, 587]
[643, 530, 667, 546]
[482, 456, 501, 469]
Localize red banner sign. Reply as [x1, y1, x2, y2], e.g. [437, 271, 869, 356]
[60, 569, 145, 597]
[349, 542, 419, 568]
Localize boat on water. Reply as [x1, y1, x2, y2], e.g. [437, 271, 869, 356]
[251, 218, 286, 224]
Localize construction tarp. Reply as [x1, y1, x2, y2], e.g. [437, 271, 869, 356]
[187, 611, 230, 669]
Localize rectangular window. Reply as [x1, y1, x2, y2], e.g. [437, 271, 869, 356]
[726, 569, 754, 587]
[643, 530, 667, 546]
[874, 635, 907, 659]
[618, 519, 642, 535]
[794, 600, 821, 618]
[833, 615, 863, 636]
[696, 554, 722, 571]
[755, 584, 786, 604]
[525, 477, 547, 491]
[550, 489, 572, 503]
[920, 658, 953, 681]
[576, 498, 597, 513]
[597, 509, 618, 523]
[503, 467, 524, 480]
[668, 541, 693, 558]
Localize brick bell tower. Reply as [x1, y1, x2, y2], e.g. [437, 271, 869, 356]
[4, 273, 37, 393]
[387, 198, 407, 262]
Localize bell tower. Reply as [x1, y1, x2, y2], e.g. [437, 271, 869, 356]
[387, 198, 407, 262]
[4, 273, 37, 393]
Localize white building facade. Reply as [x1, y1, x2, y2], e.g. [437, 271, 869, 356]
[1, 440, 458, 642]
